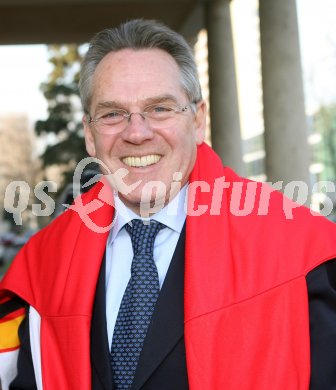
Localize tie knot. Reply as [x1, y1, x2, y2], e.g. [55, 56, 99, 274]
[125, 219, 165, 255]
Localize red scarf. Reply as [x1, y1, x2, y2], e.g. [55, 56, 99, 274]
[2, 143, 336, 389]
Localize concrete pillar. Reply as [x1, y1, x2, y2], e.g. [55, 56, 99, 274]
[259, 0, 311, 186]
[205, 0, 244, 174]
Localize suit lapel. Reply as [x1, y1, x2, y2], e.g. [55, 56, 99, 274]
[132, 225, 186, 390]
[90, 254, 114, 390]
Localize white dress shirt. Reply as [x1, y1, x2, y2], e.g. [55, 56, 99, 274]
[105, 186, 187, 347]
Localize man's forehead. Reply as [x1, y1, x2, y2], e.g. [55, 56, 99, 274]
[92, 48, 182, 93]
[90, 49, 187, 108]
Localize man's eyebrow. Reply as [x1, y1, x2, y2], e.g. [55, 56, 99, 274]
[143, 94, 179, 105]
[95, 101, 122, 110]
[95, 94, 180, 111]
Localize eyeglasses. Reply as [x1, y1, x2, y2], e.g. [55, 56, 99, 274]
[87, 102, 191, 135]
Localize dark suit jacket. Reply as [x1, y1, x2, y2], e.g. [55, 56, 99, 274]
[9, 227, 336, 389]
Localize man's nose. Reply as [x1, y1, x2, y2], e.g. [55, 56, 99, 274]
[121, 112, 154, 144]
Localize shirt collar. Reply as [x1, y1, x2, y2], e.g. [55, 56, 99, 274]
[107, 184, 187, 246]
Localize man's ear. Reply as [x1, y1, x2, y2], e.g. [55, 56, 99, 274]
[83, 115, 96, 157]
[194, 100, 207, 145]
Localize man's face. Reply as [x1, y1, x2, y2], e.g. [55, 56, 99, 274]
[83, 48, 206, 215]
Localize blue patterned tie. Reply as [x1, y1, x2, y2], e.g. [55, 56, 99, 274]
[110, 219, 165, 389]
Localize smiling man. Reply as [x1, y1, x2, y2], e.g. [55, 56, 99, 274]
[2, 19, 336, 390]
[83, 46, 205, 215]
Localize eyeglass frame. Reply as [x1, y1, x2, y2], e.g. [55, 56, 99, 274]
[86, 101, 197, 134]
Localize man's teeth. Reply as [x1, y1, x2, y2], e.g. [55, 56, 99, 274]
[122, 155, 161, 167]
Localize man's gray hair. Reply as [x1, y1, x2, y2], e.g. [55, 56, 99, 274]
[79, 19, 202, 114]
